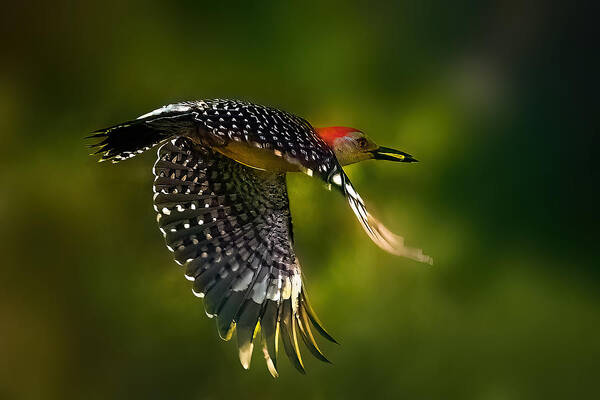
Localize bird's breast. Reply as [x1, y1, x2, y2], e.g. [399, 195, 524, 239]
[214, 141, 302, 173]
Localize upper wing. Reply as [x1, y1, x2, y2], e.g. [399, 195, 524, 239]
[153, 137, 335, 377]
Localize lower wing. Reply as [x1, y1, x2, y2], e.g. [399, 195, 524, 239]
[152, 137, 336, 377]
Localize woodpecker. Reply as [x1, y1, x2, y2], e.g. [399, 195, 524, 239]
[89, 99, 432, 377]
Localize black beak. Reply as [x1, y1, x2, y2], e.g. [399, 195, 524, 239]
[371, 146, 418, 162]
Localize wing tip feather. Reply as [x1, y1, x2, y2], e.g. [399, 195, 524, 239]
[339, 171, 434, 264]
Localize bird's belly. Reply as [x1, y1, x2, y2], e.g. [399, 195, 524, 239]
[214, 141, 301, 172]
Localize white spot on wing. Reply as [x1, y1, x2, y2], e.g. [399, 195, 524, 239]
[332, 173, 342, 186]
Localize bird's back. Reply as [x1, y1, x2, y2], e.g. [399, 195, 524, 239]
[187, 99, 336, 176]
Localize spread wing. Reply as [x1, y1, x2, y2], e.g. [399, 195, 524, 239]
[153, 137, 336, 377]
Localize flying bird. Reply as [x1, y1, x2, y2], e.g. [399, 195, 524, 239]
[89, 99, 432, 377]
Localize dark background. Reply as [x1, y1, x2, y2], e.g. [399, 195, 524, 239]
[1, 1, 597, 399]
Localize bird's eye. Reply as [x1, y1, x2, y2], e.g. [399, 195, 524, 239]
[357, 138, 368, 149]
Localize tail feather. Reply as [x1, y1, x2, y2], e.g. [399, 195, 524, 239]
[88, 104, 197, 163]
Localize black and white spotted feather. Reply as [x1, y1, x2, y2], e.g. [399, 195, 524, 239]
[88, 103, 197, 162]
[152, 137, 335, 376]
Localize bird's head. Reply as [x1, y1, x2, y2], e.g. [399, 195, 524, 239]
[315, 126, 418, 166]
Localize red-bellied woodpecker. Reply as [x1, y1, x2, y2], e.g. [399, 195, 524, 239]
[89, 99, 432, 377]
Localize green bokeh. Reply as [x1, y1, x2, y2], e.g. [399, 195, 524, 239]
[1, 1, 596, 399]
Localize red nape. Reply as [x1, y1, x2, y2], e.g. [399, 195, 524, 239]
[315, 126, 360, 147]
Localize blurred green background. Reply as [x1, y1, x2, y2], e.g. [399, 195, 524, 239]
[1, 1, 597, 399]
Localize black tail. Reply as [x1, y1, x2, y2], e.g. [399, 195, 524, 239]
[88, 105, 197, 163]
